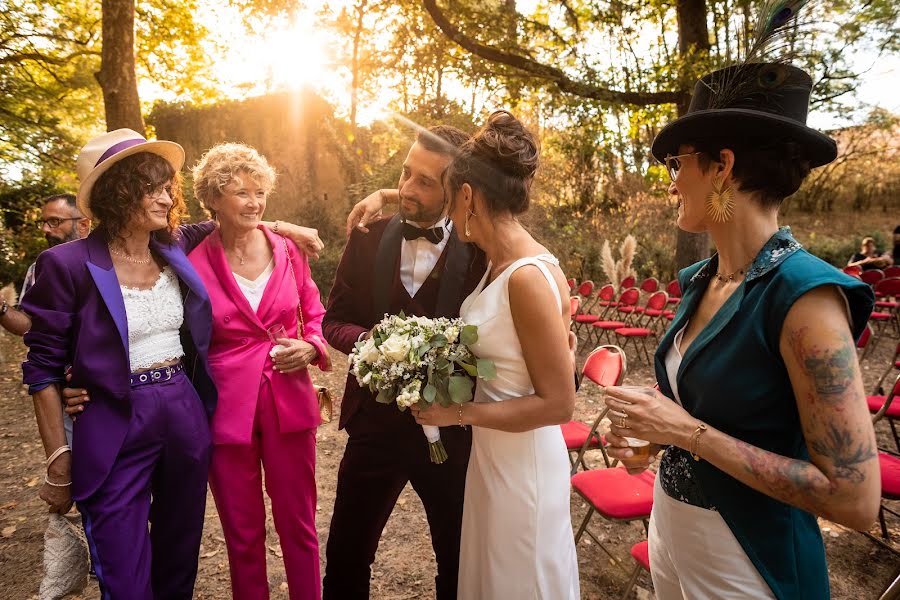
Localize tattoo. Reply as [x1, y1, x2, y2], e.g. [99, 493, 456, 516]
[809, 421, 876, 484]
[788, 326, 856, 404]
[737, 438, 818, 501]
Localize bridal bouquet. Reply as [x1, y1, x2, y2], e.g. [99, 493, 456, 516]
[350, 313, 496, 463]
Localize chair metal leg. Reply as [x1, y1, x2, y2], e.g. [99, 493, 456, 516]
[574, 507, 594, 543]
[891, 419, 900, 454]
[618, 564, 643, 600]
[881, 505, 891, 540]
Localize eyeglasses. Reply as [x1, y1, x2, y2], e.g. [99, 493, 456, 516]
[145, 182, 174, 200]
[663, 152, 702, 182]
[36, 217, 81, 230]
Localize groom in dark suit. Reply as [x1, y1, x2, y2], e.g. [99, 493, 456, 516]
[322, 125, 486, 600]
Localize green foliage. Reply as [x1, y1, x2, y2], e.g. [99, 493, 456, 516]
[0, 179, 62, 286]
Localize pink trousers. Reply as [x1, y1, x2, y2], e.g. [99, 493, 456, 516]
[209, 386, 320, 600]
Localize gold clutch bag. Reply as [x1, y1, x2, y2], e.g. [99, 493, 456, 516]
[315, 385, 333, 425]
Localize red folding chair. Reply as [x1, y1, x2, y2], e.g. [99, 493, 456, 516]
[588, 288, 639, 346]
[858, 323, 874, 362]
[843, 265, 863, 277]
[665, 279, 681, 305]
[615, 291, 668, 363]
[871, 278, 900, 339]
[569, 296, 581, 319]
[562, 345, 627, 474]
[620, 275, 636, 290]
[620, 540, 651, 599]
[869, 373, 900, 453]
[639, 277, 659, 294]
[864, 391, 900, 555]
[874, 341, 900, 398]
[862, 269, 886, 286]
[567, 277, 576, 292]
[572, 468, 656, 572]
[886, 266, 900, 279]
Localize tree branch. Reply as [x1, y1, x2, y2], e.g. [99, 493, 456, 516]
[420, 0, 685, 106]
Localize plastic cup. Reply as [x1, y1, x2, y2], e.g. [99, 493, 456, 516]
[267, 324, 288, 356]
[620, 437, 651, 469]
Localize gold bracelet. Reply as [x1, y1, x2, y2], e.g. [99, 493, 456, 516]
[689, 422, 708, 461]
[457, 404, 465, 428]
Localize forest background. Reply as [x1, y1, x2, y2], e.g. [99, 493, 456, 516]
[1, 0, 899, 293]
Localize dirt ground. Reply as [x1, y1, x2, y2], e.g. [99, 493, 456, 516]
[0, 326, 898, 599]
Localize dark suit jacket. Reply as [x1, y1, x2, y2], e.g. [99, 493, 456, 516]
[21, 224, 216, 500]
[323, 215, 486, 430]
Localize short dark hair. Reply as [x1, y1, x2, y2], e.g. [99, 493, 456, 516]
[42, 194, 80, 215]
[90, 152, 186, 244]
[415, 125, 470, 156]
[448, 110, 539, 216]
[691, 139, 811, 209]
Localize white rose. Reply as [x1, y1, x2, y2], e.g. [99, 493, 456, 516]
[358, 340, 381, 364]
[380, 334, 411, 363]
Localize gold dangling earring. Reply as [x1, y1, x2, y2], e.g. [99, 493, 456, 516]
[465, 208, 477, 237]
[706, 176, 734, 223]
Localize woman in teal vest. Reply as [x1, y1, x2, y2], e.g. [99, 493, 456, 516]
[602, 62, 880, 600]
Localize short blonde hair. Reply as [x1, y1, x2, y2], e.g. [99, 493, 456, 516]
[192, 143, 276, 216]
[861, 237, 876, 247]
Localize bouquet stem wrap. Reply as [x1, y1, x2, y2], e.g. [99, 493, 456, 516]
[422, 424, 447, 464]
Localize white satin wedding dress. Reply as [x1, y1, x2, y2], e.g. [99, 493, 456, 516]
[457, 254, 580, 599]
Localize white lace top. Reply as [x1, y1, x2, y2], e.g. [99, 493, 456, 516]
[121, 266, 185, 372]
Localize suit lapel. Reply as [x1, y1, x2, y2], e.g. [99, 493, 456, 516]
[435, 228, 472, 318]
[202, 229, 266, 330]
[255, 227, 289, 323]
[86, 230, 128, 356]
[373, 215, 403, 321]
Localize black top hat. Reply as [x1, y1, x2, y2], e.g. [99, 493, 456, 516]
[651, 63, 837, 168]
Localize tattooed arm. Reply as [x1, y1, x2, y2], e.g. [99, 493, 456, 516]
[695, 286, 879, 529]
[605, 285, 879, 529]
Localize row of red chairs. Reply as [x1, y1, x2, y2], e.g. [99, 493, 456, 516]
[843, 265, 900, 282]
[571, 284, 677, 362]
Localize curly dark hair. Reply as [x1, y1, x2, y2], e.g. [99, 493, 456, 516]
[90, 152, 186, 244]
[448, 110, 539, 215]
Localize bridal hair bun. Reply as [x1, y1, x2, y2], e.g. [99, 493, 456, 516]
[478, 111, 539, 181]
[449, 110, 539, 215]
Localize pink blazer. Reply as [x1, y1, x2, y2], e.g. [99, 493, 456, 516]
[189, 225, 330, 445]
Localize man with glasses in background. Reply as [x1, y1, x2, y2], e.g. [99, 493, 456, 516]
[1, 193, 89, 336]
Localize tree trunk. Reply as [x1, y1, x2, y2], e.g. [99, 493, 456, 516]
[674, 0, 711, 270]
[349, 1, 368, 132]
[95, 0, 144, 134]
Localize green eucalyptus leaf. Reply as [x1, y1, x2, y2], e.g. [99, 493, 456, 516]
[477, 359, 497, 380]
[423, 384, 437, 404]
[460, 325, 478, 346]
[375, 388, 393, 404]
[448, 376, 474, 403]
[459, 362, 478, 377]
[430, 334, 448, 348]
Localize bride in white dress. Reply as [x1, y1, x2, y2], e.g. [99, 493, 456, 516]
[412, 111, 579, 599]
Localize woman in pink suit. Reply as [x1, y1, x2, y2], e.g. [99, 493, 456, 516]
[188, 143, 330, 599]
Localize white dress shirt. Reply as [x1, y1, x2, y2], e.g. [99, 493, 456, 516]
[400, 217, 451, 297]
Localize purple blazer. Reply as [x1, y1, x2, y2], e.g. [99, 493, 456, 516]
[21, 224, 217, 501]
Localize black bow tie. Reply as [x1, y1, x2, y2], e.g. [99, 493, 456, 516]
[402, 222, 445, 244]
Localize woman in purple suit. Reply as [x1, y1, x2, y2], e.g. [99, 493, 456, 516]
[21, 129, 321, 599]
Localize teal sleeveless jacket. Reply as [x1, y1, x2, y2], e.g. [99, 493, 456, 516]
[654, 228, 874, 600]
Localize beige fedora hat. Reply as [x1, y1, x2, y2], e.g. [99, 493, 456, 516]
[75, 128, 185, 219]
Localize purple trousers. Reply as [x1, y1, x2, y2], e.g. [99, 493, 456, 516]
[78, 371, 211, 600]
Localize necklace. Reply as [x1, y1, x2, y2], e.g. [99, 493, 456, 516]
[232, 249, 246, 266]
[109, 243, 152, 265]
[714, 258, 753, 284]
